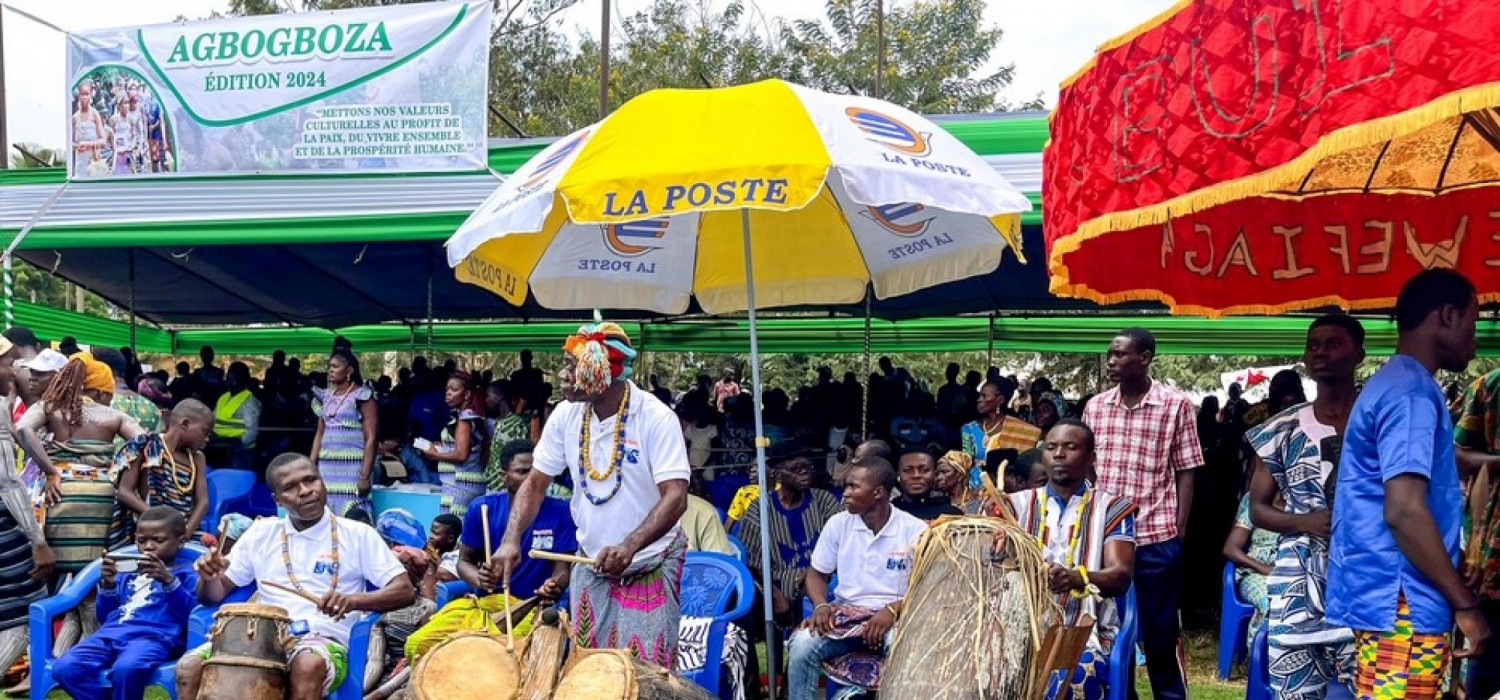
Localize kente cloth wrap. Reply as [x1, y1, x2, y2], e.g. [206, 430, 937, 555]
[562, 322, 637, 396]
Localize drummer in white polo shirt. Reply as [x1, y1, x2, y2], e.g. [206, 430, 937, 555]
[178, 453, 413, 700]
[789, 456, 927, 700]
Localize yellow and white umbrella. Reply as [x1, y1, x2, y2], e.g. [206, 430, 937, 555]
[446, 79, 1031, 681]
[446, 79, 1032, 315]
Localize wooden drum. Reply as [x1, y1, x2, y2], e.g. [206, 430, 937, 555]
[517, 608, 570, 700]
[881, 516, 1060, 700]
[199, 603, 294, 700]
[411, 631, 522, 700]
[553, 649, 714, 700]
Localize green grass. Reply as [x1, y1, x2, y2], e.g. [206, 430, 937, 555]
[754, 629, 1247, 699]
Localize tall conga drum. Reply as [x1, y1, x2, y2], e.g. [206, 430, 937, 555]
[518, 608, 570, 700]
[553, 649, 715, 700]
[411, 631, 522, 700]
[199, 603, 294, 700]
[881, 516, 1060, 699]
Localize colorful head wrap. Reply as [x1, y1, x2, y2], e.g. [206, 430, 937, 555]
[940, 450, 975, 473]
[562, 322, 637, 396]
[70, 352, 116, 394]
[1036, 391, 1071, 419]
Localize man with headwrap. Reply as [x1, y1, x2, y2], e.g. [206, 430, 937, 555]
[495, 322, 690, 668]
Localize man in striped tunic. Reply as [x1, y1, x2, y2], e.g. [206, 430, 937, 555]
[737, 442, 841, 628]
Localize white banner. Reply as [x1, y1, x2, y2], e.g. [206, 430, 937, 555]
[65, 1, 490, 179]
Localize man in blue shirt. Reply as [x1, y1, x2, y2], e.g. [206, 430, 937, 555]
[1328, 269, 1489, 699]
[459, 439, 576, 600]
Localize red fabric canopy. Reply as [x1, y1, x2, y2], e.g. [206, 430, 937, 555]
[1044, 0, 1500, 315]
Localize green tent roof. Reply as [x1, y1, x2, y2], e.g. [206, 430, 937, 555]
[18, 299, 1497, 357]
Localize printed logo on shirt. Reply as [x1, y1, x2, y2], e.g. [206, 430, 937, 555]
[625, 447, 640, 465]
[313, 559, 337, 576]
[531, 529, 555, 551]
[884, 551, 909, 571]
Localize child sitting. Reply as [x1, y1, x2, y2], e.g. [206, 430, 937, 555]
[54, 506, 199, 700]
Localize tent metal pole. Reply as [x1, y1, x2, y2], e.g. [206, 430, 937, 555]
[987, 312, 996, 367]
[740, 207, 780, 698]
[2, 252, 11, 331]
[862, 291, 871, 439]
[128, 249, 137, 353]
[426, 259, 435, 355]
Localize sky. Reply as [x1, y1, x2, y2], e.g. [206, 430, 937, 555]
[1, 0, 1176, 151]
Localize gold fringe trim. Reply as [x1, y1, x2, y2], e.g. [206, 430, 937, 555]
[1058, 0, 1196, 91]
[1048, 82, 1500, 314]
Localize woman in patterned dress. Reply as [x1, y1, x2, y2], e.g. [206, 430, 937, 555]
[311, 350, 378, 516]
[426, 372, 487, 517]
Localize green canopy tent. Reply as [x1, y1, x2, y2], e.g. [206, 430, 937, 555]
[18, 300, 1499, 358]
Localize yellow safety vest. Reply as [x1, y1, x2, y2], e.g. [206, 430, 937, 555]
[214, 390, 252, 439]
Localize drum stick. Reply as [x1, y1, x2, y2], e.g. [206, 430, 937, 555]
[261, 579, 322, 606]
[481, 504, 494, 564]
[530, 551, 596, 567]
[502, 577, 516, 650]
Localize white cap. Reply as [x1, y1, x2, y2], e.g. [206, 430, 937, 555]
[17, 349, 68, 373]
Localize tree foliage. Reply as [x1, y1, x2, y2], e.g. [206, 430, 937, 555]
[227, 0, 1034, 137]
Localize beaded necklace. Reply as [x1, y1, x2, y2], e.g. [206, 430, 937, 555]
[1037, 486, 1094, 600]
[577, 383, 631, 506]
[162, 436, 197, 494]
[1035, 486, 1091, 568]
[322, 382, 358, 425]
[281, 515, 340, 593]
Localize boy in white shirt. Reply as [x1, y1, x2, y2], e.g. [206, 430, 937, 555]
[789, 457, 926, 700]
[179, 454, 412, 700]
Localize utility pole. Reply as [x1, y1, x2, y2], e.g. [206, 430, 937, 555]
[1, 5, 9, 169]
[874, 0, 884, 99]
[598, 0, 611, 120]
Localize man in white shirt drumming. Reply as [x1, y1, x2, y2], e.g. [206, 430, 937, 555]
[497, 322, 690, 669]
[789, 456, 927, 700]
[179, 454, 413, 700]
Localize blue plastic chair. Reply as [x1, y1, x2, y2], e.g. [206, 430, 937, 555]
[679, 551, 755, 696]
[187, 581, 381, 700]
[1246, 625, 1271, 700]
[1218, 561, 1256, 679]
[1105, 586, 1139, 700]
[726, 534, 748, 563]
[205, 468, 260, 527]
[434, 579, 475, 609]
[29, 544, 208, 700]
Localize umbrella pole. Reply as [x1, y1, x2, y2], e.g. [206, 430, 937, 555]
[740, 207, 780, 698]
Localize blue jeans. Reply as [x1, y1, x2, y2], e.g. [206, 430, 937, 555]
[399, 445, 440, 485]
[786, 628, 890, 700]
[53, 624, 174, 700]
[1132, 538, 1186, 700]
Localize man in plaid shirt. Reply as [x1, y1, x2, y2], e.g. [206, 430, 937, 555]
[1082, 327, 1202, 700]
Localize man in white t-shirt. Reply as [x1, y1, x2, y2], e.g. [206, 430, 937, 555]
[179, 454, 411, 700]
[789, 457, 926, 700]
[497, 322, 690, 669]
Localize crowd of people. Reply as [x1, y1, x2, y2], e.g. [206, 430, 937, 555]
[0, 268, 1496, 700]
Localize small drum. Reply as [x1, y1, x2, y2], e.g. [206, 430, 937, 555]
[199, 603, 294, 700]
[412, 631, 522, 700]
[553, 649, 714, 700]
[518, 608, 570, 700]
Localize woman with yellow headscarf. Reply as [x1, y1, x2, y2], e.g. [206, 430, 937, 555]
[14, 353, 147, 649]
